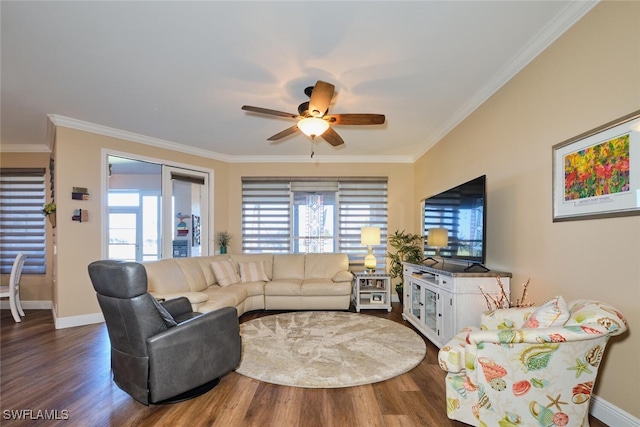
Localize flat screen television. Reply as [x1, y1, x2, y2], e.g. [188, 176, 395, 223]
[422, 175, 486, 266]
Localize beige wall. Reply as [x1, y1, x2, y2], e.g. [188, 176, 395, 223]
[52, 127, 231, 318]
[414, 1, 639, 417]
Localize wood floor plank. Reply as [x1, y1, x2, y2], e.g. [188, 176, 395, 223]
[0, 305, 609, 427]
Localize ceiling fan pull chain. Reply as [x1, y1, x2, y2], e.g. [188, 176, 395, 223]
[310, 140, 315, 158]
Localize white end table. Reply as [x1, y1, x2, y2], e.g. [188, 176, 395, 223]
[352, 272, 392, 312]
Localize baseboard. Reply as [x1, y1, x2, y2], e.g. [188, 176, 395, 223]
[52, 310, 104, 329]
[0, 300, 52, 310]
[590, 395, 639, 427]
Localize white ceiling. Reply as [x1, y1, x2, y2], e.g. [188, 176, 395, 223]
[1, 1, 597, 163]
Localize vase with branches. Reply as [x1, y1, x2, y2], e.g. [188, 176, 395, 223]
[216, 231, 231, 254]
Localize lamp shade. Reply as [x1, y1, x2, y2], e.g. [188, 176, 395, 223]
[297, 117, 330, 138]
[361, 227, 381, 245]
[427, 228, 448, 247]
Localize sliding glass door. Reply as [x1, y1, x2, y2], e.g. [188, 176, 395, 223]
[162, 166, 209, 259]
[107, 155, 210, 261]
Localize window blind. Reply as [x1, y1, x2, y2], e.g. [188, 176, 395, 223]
[338, 180, 388, 271]
[241, 177, 388, 270]
[242, 180, 292, 253]
[0, 168, 47, 274]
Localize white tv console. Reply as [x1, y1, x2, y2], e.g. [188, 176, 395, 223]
[402, 261, 512, 348]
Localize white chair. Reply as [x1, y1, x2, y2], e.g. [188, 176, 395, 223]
[1, 253, 27, 322]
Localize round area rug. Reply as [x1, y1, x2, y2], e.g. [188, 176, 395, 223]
[235, 311, 426, 388]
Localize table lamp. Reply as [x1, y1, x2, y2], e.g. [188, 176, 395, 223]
[425, 227, 448, 264]
[361, 226, 381, 273]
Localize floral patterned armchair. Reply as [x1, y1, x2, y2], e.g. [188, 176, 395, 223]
[438, 298, 627, 427]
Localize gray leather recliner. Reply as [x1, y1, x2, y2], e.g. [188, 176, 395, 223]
[88, 259, 241, 405]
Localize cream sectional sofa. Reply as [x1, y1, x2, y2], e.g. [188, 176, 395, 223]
[142, 253, 353, 316]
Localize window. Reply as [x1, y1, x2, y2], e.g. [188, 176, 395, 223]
[242, 177, 387, 270]
[0, 168, 47, 274]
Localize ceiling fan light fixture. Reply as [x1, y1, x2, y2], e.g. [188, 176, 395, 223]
[297, 117, 329, 138]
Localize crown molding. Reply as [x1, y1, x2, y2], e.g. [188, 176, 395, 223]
[47, 115, 237, 163]
[47, 114, 414, 164]
[412, 0, 599, 162]
[0, 143, 51, 153]
[229, 154, 414, 164]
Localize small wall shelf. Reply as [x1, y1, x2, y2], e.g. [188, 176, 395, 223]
[72, 209, 89, 222]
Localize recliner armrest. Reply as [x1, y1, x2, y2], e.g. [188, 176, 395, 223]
[160, 297, 193, 318]
[467, 323, 612, 346]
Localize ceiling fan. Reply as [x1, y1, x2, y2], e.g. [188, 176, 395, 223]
[241, 80, 385, 154]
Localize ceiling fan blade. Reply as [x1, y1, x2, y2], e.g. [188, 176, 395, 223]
[326, 114, 386, 125]
[320, 127, 344, 146]
[308, 81, 335, 118]
[241, 105, 299, 119]
[267, 125, 299, 141]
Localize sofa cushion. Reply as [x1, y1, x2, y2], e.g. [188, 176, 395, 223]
[175, 257, 209, 292]
[332, 270, 354, 282]
[143, 259, 191, 294]
[273, 254, 305, 280]
[235, 281, 266, 297]
[522, 295, 569, 328]
[565, 299, 626, 332]
[230, 254, 274, 280]
[239, 261, 269, 283]
[301, 279, 352, 296]
[202, 284, 248, 307]
[210, 260, 241, 287]
[193, 254, 230, 286]
[304, 253, 349, 280]
[265, 279, 303, 296]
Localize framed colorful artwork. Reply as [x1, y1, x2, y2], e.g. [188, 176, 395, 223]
[552, 110, 640, 221]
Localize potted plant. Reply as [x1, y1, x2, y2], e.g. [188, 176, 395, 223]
[42, 202, 56, 228]
[387, 230, 424, 304]
[216, 231, 231, 254]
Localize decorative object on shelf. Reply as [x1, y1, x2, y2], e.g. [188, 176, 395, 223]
[72, 209, 88, 222]
[388, 230, 424, 302]
[216, 231, 231, 254]
[42, 203, 56, 228]
[424, 227, 448, 264]
[71, 186, 89, 200]
[479, 277, 533, 310]
[175, 213, 189, 236]
[552, 109, 640, 222]
[361, 226, 381, 273]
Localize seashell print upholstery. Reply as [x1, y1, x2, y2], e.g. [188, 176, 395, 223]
[438, 299, 627, 426]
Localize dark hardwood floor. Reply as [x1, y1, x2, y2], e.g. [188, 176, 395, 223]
[1, 305, 608, 426]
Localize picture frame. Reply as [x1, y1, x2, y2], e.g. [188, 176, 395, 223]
[552, 110, 640, 222]
[370, 293, 384, 304]
[375, 279, 384, 289]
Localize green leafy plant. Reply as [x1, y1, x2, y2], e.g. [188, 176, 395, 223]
[42, 203, 56, 216]
[387, 230, 424, 292]
[215, 231, 231, 247]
